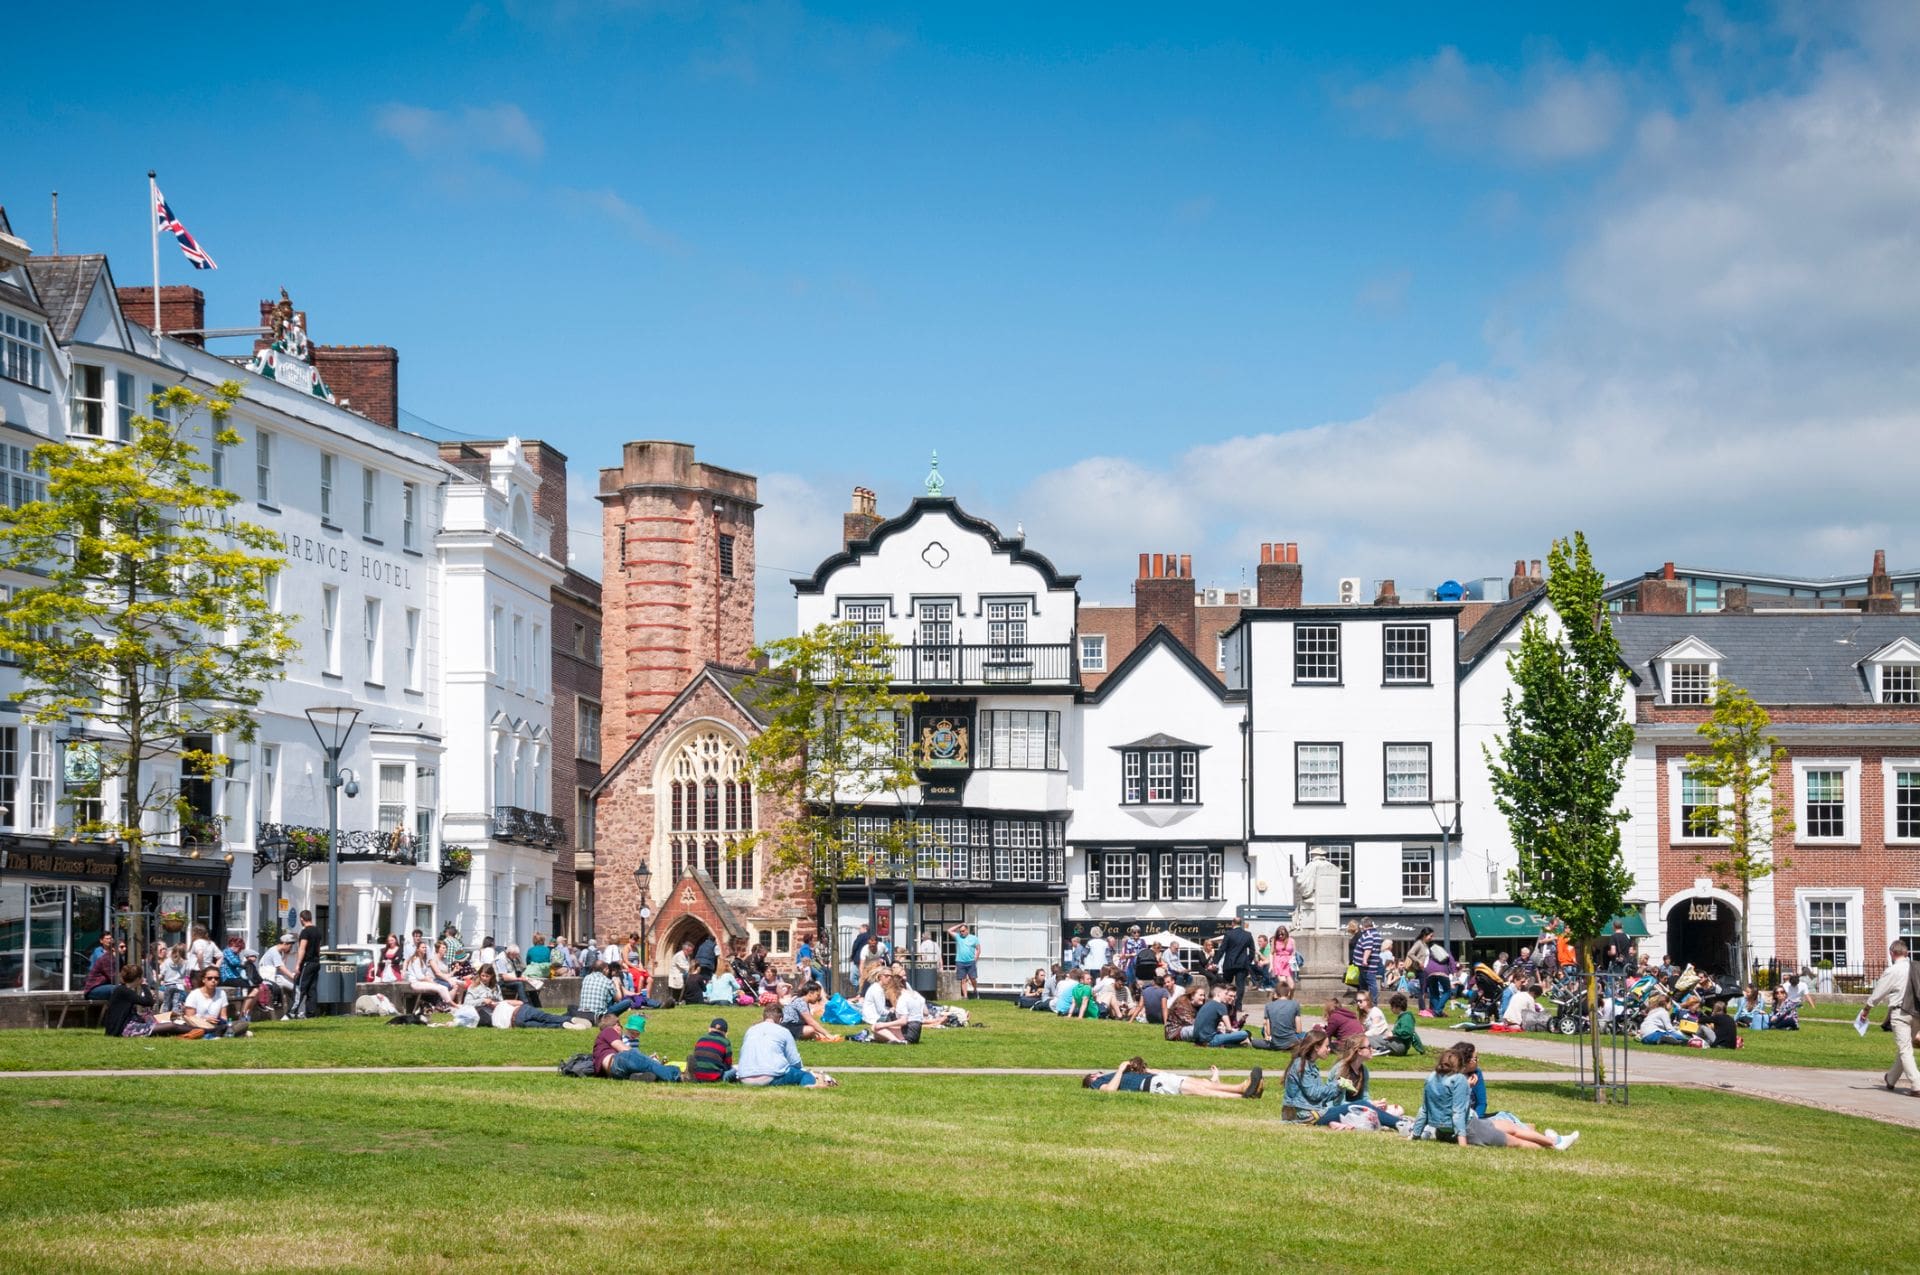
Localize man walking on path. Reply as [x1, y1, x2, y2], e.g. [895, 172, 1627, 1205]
[1215, 918, 1255, 1005]
[1863, 940, 1918, 1095]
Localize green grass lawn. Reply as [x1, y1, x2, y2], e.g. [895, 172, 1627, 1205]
[0, 1001, 1562, 1074]
[0, 1069, 1912, 1274]
[1620, 1020, 1903, 1070]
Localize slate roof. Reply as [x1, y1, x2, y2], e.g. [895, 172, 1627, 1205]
[707, 663, 781, 728]
[0, 280, 45, 319]
[23, 255, 107, 342]
[1458, 586, 1546, 671]
[1115, 732, 1207, 750]
[589, 662, 778, 797]
[1614, 612, 1920, 704]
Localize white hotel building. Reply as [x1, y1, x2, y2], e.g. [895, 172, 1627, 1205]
[0, 215, 563, 1008]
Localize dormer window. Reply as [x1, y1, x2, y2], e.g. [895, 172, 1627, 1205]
[1863, 639, 1920, 704]
[1, 311, 46, 389]
[1656, 637, 1723, 706]
[1119, 734, 1201, 805]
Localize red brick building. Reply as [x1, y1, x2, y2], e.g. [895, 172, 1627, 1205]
[1619, 601, 1920, 980]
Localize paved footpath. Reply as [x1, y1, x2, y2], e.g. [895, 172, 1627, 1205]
[1, 1048, 1915, 1129]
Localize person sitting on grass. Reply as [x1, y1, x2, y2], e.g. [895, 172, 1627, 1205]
[1733, 985, 1770, 1031]
[1407, 1050, 1577, 1148]
[155, 943, 189, 1013]
[1281, 1028, 1342, 1124]
[688, 1018, 735, 1082]
[1638, 994, 1696, 1046]
[1083, 1055, 1264, 1099]
[216, 937, 264, 1023]
[1322, 993, 1365, 1047]
[593, 1011, 681, 1082]
[256, 935, 297, 1013]
[1193, 985, 1251, 1048]
[183, 967, 248, 1038]
[1767, 985, 1800, 1031]
[1500, 980, 1546, 1031]
[781, 981, 842, 1042]
[1139, 974, 1175, 1026]
[1057, 969, 1095, 1018]
[861, 973, 913, 1044]
[1448, 1042, 1489, 1118]
[704, 963, 742, 1006]
[103, 963, 157, 1038]
[1093, 965, 1129, 1021]
[737, 1003, 838, 1087]
[1361, 990, 1392, 1051]
[1382, 992, 1426, 1056]
[1251, 978, 1304, 1051]
[1017, 969, 1049, 1010]
[463, 964, 504, 1012]
[1163, 982, 1202, 1041]
[1704, 998, 1743, 1050]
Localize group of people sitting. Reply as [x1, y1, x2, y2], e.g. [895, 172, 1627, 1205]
[587, 1003, 839, 1088]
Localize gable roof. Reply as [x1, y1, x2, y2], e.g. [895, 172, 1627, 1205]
[24, 255, 109, 342]
[1087, 623, 1239, 704]
[590, 662, 779, 797]
[791, 495, 1079, 594]
[1115, 731, 1207, 750]
[1458, 586, 1546, 672]
[1860, 636, 1920, 667]
[1615, 612, 1920, 704]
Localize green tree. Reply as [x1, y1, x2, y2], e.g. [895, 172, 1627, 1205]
[740, 622, 924, 987]
[1682, 680, 1791, 978]
[0, 382, 296, 961]
[1487, 531, 1635, 1096]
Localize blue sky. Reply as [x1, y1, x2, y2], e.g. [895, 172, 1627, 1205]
[10, 3, 1917, 630]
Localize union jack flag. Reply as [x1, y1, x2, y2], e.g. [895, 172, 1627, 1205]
[154, 186, 217, 270]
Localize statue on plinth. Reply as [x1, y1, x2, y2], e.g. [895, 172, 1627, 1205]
[1294, 846, 1345, 934]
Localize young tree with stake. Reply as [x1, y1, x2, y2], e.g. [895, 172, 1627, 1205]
[1682, 680, 1791, 980]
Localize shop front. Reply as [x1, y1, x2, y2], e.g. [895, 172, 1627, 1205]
[138, 855, 235, 953]
[0, 841, 120, 1001]
[1462, 904, 1649, 965]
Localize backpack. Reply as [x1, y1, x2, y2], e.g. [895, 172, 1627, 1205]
[558, 1052, 597, 1078]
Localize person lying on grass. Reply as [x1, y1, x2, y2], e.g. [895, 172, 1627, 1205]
[1407, 1050, 1578, 1150]
[1082, 1055, 1264, 1099]
[780, 981, 843, 1042]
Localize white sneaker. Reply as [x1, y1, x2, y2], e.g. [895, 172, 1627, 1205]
[1542, 1128, 1559, 1141]
[1555, 1131, 1580, 1151]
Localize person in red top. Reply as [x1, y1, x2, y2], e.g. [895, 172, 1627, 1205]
[1322, 993, 1365, 1046]
[593, 1012, 681, 1081]
[686, 1017, 735, 1082]
[81, 939, 123, 1000]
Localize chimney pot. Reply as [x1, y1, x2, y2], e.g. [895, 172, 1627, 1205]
[1180, 553, 1192, 579]
[1874, 549, 1888, 574]
[1261, 543, 1273, 565]
[1530, 559, 1542, 579]
[1138, 552, 1151, 579]
[1662, 561, 1675, 581]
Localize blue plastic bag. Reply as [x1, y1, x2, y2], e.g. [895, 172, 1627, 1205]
[822, 993, 863, 1026]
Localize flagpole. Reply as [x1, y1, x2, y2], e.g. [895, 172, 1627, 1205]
[148, 170, 161, 334]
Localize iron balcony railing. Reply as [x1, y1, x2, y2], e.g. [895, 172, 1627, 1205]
[490, 806, 565, 848]
[255, 822, 424, 876]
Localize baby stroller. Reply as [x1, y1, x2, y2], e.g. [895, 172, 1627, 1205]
[1467, 963, 1505, 1025]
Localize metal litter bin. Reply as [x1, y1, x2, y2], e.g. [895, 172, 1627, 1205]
[318, 947, 369, 1010]
[908, 964, 939, 995]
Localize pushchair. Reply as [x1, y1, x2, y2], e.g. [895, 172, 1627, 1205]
[1466, 963, 1504, 1024]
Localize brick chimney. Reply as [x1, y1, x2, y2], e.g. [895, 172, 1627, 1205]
[1256, 541, 1304, 608]
[117, 285, 205, 347]
[1529, 559, 1544, 589]
[1506, 559, 1531, 600]
[1866, 548, 1898, 614]
[1721, 584, 1750, 613]
[314, 345, 400, 429]
[1135, 551, 1197, 654]
[1374, 579, 1399, 606]
[843, 486, 883, 547]
[1635, 562, 1688, 614]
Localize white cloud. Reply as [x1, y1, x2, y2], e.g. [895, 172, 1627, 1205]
[1341, 46, 1628, 163]
[554, 187, 686, 255]
[1013, 32, 1920, 605]
[752, 472, 850, 640]
[374, 101, 546, 162]
[564, 467, 604, 577]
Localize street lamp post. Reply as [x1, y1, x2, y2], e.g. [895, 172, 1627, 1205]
[305, 706, 363, 951]
[1430, 797, 1460, 955]
[633, 860, 652, 969]
[901, 777, 922, 972]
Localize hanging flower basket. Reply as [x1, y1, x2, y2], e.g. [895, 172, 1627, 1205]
[159, 910, 188, 932]
[287, 828, 330, 861]
[444, 846, 473, 871]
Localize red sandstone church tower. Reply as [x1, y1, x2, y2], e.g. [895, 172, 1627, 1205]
[598, 441, 759, 750]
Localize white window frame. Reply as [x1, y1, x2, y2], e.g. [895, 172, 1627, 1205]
[1663, 660, 1716, 706]
[1294, 624, 1341, 683]
[319, 452, 335, 523]
[1296, 743, 1342, 804]
[1401, 845, 1435, 902]
[363, 597, 383, 681]
[362, 466, 377, 537]
[1878, 663, 1920, 705]
[404, 608, 422, 691]
[1886, 889, 1920, 955]
[402, 482, 418, 551]
[0, 309, 46, 388]
[321, 585, 340, 675]
[1216, 633, 1229, 671]
[255, 428, 274, 504]
[1797, 889, 1862, 972]
[1383, 743, 1431, 805]
[1316, 842, 1355, 905]
[1079, 634, 1106, 673]
[1667, 758, 1730, 844]
[258, 744, 279, 824]
[115, 371, 137, 442]
[1793, 757, 1861, 845]
[1882, 759, 1920, 845]
[577, 700, 602, 763]
[1382, 624, 1430, 684]
[70, 363, 106, 437]
[1101, 850, 1135, 902]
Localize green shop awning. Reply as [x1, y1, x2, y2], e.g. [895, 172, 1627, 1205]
[1464, 905, 1648, 939]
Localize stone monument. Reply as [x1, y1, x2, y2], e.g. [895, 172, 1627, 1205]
[1292, 846, 1355, 1006]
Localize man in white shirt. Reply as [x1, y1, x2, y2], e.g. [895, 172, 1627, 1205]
[736, 1003, 837, 1086]
[1863, 941, 1918, 1094]
[256, 934, 298, 1012]
[916, 933, 939, 966]
[1085, 926, 1112, 971]
[1502, 980, 1542, 1029]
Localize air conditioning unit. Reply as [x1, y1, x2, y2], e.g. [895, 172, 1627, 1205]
[1338, 576, 1363, 604]
[1203, 588, 1222, 606]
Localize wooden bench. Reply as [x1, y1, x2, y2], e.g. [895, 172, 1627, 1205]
[42, 994, 108, 1029]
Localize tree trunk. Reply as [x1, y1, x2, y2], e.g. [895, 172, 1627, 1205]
[122, 671, 145, 967]
[1739, 878, 1751, 986]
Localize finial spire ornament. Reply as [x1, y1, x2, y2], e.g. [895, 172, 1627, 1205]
[924, 450, 945, 497]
